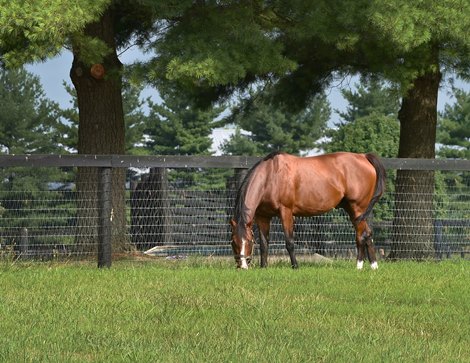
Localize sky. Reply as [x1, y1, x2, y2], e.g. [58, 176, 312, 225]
[26, 49, 470, 152]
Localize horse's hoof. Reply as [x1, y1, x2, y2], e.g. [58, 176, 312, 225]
[356, 260, 364, 270]
[370, 261, 378, 270]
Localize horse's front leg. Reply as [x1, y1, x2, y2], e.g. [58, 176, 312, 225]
[256, 217, 271, 268]
[279, 208, 298, 269]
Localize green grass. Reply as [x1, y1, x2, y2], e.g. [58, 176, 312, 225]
[0, 259, 469, 362]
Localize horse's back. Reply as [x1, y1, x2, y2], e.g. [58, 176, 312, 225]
[256, 152, 377, 217]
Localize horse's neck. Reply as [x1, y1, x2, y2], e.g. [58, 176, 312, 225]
[240, 172, 265, 225]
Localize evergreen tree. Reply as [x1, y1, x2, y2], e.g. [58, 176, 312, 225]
[221, 91, 330, 156]
[145, 90, 227, 189]
[0, 1, 194, 252]
[436, 89, 470, 222]
[0, 68, 65, 154]
[145, 92, 220, 156]
[149, 1, 470, 258]
[338, 78, 400, 125]
[438, 89, 470, 160]
[0, 0, 109, 66]
[221, 128, 260, 156]
[0, 68, 73, 248]
[324, 78, 400, 157]
[324, 114, 399, 157]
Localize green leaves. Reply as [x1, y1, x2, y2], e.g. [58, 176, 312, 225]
[166, 58, 220, 86]
[0, 67, 65, 154]
[0, 0, 110, 67]
[221, 89, 330, 155]
[438, 88, 470, 159]
[152, 2, 296, 92]
[323, 79, 400, 157]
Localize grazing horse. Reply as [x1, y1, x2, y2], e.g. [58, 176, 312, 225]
[230, 151, 386, 270]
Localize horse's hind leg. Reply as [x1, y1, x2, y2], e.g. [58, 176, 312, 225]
[355, 220, 378, 270]
[279, 208, 298, 269]
[256, 216, 271, 268]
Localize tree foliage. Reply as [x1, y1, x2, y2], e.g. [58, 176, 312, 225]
[338, 79, 400, 124]
[324, 78, 400, 157]
[59, 78, 148, 155]
[438, 89, 470, 160]
[150, 1, 470, 105]
[0, 68, 65, 154]
[0, 0, 109, 67]
[221, 91, 330, 156]
[324, 114, 399, 157]
[0, 68, 73, 238]
[436, 88, 470, 220]
[145, 91, 221, 156]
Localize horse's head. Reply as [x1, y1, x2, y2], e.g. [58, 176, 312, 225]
[230, 219, 254, 269]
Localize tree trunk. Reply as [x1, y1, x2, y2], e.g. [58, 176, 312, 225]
[389, 68, 441, 259]
[70, 8, 130, 253]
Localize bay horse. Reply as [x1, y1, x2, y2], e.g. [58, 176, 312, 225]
[230, 151, 386, 270]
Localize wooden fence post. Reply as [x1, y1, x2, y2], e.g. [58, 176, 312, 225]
[98, 167, 112, 268]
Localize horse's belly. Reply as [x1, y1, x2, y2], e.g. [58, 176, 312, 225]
[292, 204, 336, 217]
[292, 188, 344, 216]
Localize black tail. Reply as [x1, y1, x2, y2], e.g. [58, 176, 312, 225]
[356, 153, 386, 223]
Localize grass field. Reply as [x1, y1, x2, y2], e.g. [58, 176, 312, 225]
[0, 258, 469, 362]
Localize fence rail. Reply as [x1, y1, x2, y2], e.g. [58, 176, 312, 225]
[1, 154, 469, 267]
[3, 154, 470, 170]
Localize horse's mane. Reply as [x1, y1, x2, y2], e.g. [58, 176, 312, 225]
[234, 151, 283, 226]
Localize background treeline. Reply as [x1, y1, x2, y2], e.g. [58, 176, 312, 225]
[1, 68, 469, 229]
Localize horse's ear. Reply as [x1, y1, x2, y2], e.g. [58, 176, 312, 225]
[230, 219, 237, 228]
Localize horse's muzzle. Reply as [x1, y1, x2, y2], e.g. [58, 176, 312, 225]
[235, 255, 251, 269]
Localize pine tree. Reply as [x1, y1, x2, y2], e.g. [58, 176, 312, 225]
[0, 0, 109, 66]
[324, 78, 400, 157]
[0, 68, 73, 250]
[221, 90, 330, 156]
[438, 89, 470, 160]
[149, 1, 470, 258]
[0, 68, 65, 154]
[436, 89, 470, 224]
[145, 92, 219, 156]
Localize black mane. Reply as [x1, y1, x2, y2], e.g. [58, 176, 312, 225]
[233, 151, 284, 226]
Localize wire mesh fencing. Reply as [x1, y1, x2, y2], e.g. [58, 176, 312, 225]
[0, 157, 469, 264]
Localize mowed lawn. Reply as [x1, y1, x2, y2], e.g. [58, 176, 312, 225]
[0, 259, 469, 362]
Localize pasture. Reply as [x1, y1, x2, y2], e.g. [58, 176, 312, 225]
[1, 259, 469, 362]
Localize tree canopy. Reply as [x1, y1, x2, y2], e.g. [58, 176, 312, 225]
[145, 91, 221, 156]
[0, 68, 64, 154]
[0, 0, 109, 67]
[221, 90, 330, 155]
[324, 78, 400, 157]
[437, 89, 470, 159]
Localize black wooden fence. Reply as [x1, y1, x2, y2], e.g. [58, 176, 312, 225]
[1, 154, 469, 267]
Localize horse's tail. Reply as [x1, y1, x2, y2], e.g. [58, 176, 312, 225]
[356, 153, 386, 223]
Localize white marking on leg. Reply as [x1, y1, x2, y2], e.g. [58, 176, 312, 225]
[370, 261, 378, 270]
[240, 238, 249, 269]
[357, 260, 364, 270]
